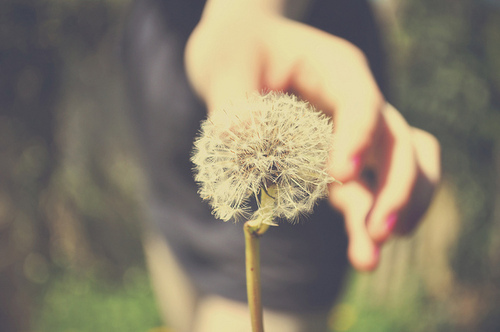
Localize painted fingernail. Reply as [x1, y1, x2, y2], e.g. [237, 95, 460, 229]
[352, 155, 362, 172]
[386, 213, 398, 232]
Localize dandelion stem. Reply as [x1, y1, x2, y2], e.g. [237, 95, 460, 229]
[244, 188, 274, 332]
[244, 222, 264, 332]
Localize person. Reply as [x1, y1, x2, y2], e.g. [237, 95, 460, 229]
[121, 0, 440, 331]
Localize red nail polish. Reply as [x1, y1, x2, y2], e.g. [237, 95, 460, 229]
[386, 213, 398, 231]
[352, 155, 361, 171]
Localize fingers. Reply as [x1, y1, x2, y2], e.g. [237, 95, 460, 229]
[184, 18, 263, 115]
[205, 65, 261, 116]
[393, 127, 441, 234]
[264, 21, 385, 182]
[323, 46, 385, 182]
[187, 42, 260, 115]
[366, 106, 441, 241]
[261, 22, 440, 272]
[330, 91, 384, 182]
[329, 181, 380, 272]
[330, 103, 440, 271]
[412, 128, 441, 185]
[366, 104, 417, 243]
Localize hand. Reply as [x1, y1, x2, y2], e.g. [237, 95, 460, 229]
[185, 3, 441, 271]
[330, 104, 440, 271]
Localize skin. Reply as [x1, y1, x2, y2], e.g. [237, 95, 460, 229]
[185, 0, 441, 272]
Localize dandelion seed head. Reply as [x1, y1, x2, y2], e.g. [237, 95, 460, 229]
[191, 91, 336, 223]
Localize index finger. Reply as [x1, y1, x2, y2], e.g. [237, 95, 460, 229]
[271, 25, 385, 182]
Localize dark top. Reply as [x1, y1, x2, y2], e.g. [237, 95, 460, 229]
[121, 0, 387, 313]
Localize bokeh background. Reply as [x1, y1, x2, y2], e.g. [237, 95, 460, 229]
[1, 0, 500, 331]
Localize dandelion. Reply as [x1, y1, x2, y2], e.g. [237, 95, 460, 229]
[191, 91, 336, 225]
[192, 91, 339, 332]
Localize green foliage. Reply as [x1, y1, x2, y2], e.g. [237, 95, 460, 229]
[331, 268, 451, 332]
[392, 0, 500, 283]
[34, 268, 163, 332]
[394, 0, 500, 141]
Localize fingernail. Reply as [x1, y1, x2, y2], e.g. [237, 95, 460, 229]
[352, 155, 361, 172]
[386, 213, 398, 232]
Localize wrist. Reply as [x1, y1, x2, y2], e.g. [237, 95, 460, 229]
[202, 0, 286, 20]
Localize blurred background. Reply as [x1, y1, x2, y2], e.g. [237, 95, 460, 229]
[1, 0, 500, 331]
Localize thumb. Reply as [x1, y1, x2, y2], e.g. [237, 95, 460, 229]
[204, 66, 261, 116]
[329, 180, 380, 271]
[184, 21, 262, 115]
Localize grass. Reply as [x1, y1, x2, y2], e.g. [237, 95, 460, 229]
[33, 266, 436, 332]
[33, 266, 166, 332]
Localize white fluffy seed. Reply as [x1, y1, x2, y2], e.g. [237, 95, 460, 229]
[191, 91, 336, 223]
